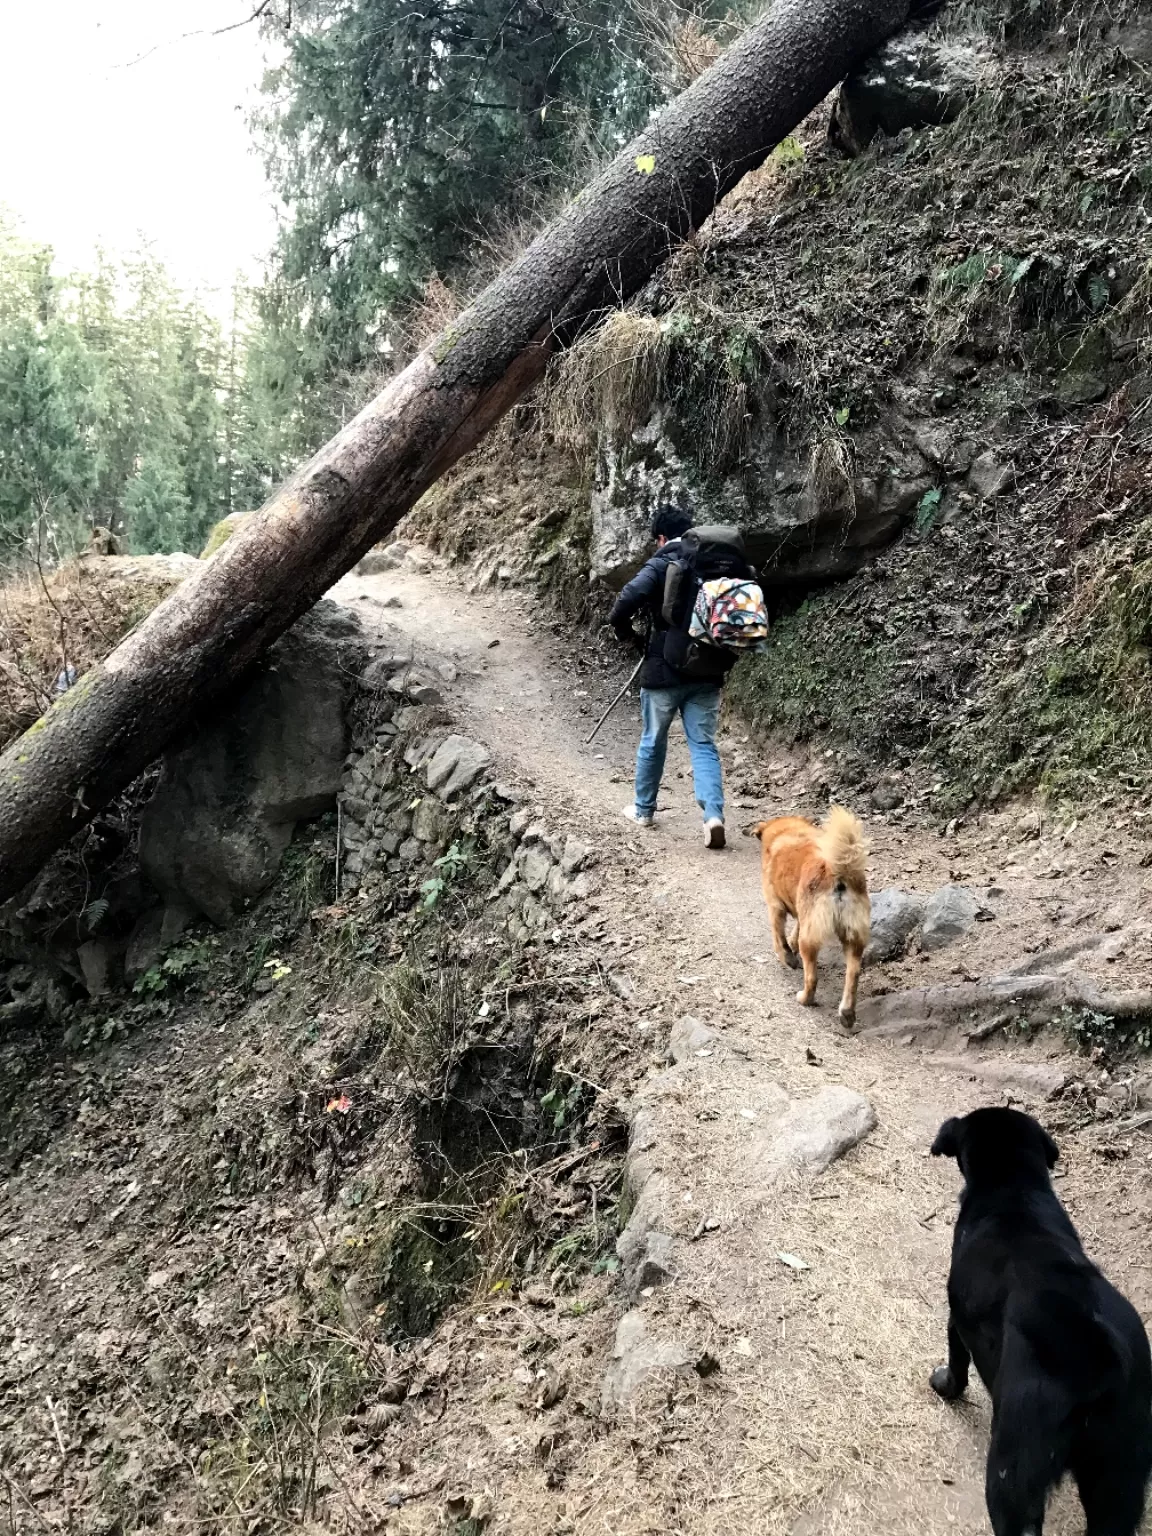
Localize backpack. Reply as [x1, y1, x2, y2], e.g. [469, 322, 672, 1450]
[689, 578, 770, 650]
[660, 525, 765, 681]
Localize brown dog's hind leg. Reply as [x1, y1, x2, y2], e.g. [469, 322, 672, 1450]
[796, 937, 819, 1007]
[838, 944, 863, 1030]
[769, 899, 799, 970]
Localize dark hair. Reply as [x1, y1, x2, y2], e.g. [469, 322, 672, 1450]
[650, 503, 694, 541]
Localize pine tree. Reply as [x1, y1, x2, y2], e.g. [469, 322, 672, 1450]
[0, 220, 293, 564]
[0, 220, 98, 556]
[255, 0, 662, 403]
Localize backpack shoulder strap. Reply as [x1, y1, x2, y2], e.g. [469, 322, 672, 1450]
[661, 537, 698, 628]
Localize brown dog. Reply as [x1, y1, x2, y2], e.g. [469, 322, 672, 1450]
[749, 807, 871, 1027]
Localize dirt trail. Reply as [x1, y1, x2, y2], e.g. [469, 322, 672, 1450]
[2, 564, 1149, 1536]
[335, 564, 1152, 1536]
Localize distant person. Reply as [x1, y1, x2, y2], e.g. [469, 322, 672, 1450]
[608, 504, 758, 850]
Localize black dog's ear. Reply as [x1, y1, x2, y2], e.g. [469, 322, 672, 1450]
[931, 1118, 961, 1159]
[1041, 1126, 1059, 1169]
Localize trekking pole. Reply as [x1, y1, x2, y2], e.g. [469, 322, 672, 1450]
[585, 655, 644, 745]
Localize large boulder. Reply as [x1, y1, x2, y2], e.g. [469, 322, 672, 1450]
[830, 30, 996, 157]
[139, 603, 365, 926]
[590, 405, 934, 590]
[819, 887, 926, 967]
[866, 888, 928, 962]
[355, 543, 408, 575]
[411, 796, 452, 846]
[929, 1054, 1068, 1102]
[921, 884, 980, 951]
[425, 735, 491, 800]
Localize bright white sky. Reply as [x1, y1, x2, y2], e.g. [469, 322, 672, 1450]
[0, 0, 280, 317]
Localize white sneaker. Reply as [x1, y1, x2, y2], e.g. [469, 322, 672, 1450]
[703, 818, 726, 850]
[622, 804, 655, 829]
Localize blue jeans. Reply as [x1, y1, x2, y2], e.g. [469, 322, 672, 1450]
[635, 684, 724, 823]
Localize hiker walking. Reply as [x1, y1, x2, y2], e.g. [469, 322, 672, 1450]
[608, 504, 766, 849]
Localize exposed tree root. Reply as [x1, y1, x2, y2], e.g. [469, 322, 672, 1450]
[853, 971, 1152, 1044]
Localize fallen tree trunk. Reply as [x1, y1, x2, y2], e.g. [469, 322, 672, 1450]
[0, 0, 917, 902]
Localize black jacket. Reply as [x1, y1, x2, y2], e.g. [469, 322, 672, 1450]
[608, 540, 695, 689]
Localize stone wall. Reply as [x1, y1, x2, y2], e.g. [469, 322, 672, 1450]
[339, 671, 599, 940]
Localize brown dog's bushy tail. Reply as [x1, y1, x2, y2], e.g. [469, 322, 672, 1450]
[819, 806, 868, 887]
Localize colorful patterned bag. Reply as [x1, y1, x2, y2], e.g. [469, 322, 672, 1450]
[689, 577, 769, 650]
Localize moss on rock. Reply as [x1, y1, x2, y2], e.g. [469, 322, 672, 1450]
[200, 512, 249, 559]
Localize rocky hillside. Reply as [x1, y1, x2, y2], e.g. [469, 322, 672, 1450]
[401, 0, 1152, 815]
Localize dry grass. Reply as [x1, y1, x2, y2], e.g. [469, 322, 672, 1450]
[546, 310, 670, 448]
[808, 429, 857, 515]
[545, 297, 763, 476]
[397, 131, 622, 373]
[1107, 261, 1152, 370]
[660, 13, 722, 82]
[402, 272, 463, 357]
[626, 0, 754, 90]
[0, 555, 187, 750]
[642, 6, 722, 87]
[370, 937, 481, 1084]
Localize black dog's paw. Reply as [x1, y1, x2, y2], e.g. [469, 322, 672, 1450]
[930, 1365, 963, 1401]
[785, 949, 801, 971]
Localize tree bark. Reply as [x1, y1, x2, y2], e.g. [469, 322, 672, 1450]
[0, 0, 915, 902]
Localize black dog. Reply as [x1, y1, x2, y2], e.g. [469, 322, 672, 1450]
[930, 1107, 1152, 1536]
